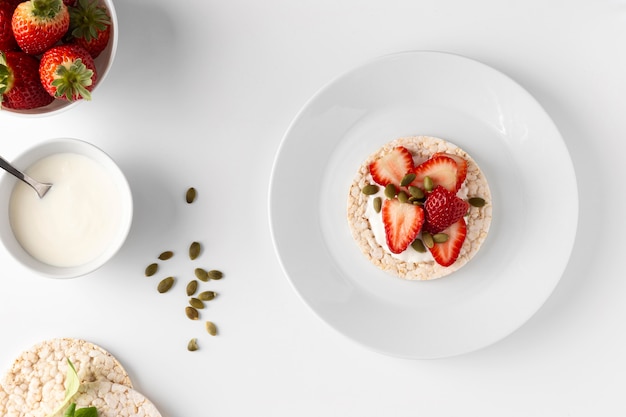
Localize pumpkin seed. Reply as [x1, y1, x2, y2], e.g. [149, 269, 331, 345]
[424, 176, 434, 192]
[411, 239, 427, 253]
[400, 173, 416, 187]
[195, 268, 209, 282]
[145, 263, 158, 277]
[361, 184, 379, 195]
[185, 306, 199, 320]
[408, 186, 424, 199]
[157, 277, 175, 293]
[189, 298, 205, 309]
[397, 191, 409, 203]
[158, 251, 174, 261]
[208, 270, 223, 280]
[373, 197, 382, 213]
[468, 197, 486, 208]
[189, 241, 201, 260]
[186, 280, 198, 296]
[384, 184, 397, 199]
[422, 232, 434, 249]
[205, 321, 217, 336]
[186, 187, 197, 204]
[433, 233, 449, 243]
[187, 338, 198, 351]
[198, 291, 216, 301]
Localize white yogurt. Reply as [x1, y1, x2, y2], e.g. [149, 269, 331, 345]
[9, 152, 124, 267]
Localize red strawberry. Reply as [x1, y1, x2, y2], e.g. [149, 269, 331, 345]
[429, 218, 466, 267]
[67, 0, 111, 58]
[63, 0, 76, 6]
[39, 44, 97, 100]
[423, 185, 469, 234]
[382, 198, 424, 254]
[0, 0, 19, 51]
[410, 154, 458, 192]
[1, 50, 54, 109]
[12, 0, 70, 55]
[369, 146, 414, 187]
[433, 152, 467, 191]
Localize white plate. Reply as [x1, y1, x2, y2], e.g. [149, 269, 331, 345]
[268, 51, 578, 359]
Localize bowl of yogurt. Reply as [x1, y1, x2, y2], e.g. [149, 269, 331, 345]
[0, 138, 133, 278]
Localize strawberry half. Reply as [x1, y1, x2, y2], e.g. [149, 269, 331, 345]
[433, 152, 467, 191]
[67, 0, 111, 58]
[369, 146, 414, 187]
[382, 198, 424, 254]
[12, 0, 70, 55]
[429, 218, 467, 267]
[423, 185, 469, 234]
[410, 154, 458, 192]
[39, 44, 97, 100]
[1, 50, 55, 110]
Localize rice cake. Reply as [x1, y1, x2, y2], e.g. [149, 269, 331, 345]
[347, 135, 492, 280]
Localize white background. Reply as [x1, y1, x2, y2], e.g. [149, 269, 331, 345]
[1, 0, 625, 415]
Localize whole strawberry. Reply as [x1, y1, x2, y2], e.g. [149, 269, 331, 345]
[1, 50, 55, 109]
[0, 0, 20, 51]
[68, 0, 111, 58]
[39, 44, 97, 100]
[12, 0, 70, 55]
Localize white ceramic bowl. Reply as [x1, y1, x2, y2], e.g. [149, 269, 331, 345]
[0, 138, 133, 278]
[2, 0, 118, 117]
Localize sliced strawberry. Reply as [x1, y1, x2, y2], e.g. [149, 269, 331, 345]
[423, 185, 469, 233]
[433, 152, 467, 191]
[429, 218, 466, 267]
[369, 146, 414, 187]
[410, 154, 458, 192]
[382, 198, 424, 254]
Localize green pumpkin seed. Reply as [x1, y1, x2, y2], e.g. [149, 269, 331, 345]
[189, 241, 201, 260]
[145, 263, 158, 277]
[411, 239, 427, 253]
[186, 187, 197, 204]
[157, 277, 175, 293]
[373, 197, 382, 213]
[422, 232, 434, 249]
[186, 280, 198, 296]
[468, 197, 486, 208]
[205, 321, 217, 336]
[189, 298, 205, 309]
[158, 251, 174, 261]
[400, 173, 416, 187]
[397, 191, 409, 204]
[208, 270, 223, 280]
[433, 233, 449, 243]
[384, 184, 397, 199]
[185, 306, 199, 320]
[361, 184, 379, 195]
[195, 268, 209, 282]
[424, 176, 434, 192]
[408, 186, 424, 199]
[198, 291, 217, 301]
[187, 338, 199, 351]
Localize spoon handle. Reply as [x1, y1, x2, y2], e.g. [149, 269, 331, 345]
[0, 155, 51, 198]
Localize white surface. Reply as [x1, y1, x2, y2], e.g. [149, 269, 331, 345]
[269, 51, 578, 359]
[0, 0, 624, 415]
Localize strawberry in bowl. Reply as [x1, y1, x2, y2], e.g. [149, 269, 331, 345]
[0, 0, 117, 115]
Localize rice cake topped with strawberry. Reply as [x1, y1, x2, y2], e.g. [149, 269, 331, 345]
[347, 136, 492, 280]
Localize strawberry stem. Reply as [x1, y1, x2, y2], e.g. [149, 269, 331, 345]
[0, 52, 11, 96]
[52, 59, 93, 100]
[31, 0, 64, 19]
[69, 0, 110, 42]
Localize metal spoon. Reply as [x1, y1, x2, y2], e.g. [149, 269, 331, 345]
[0, 155, 52, 198]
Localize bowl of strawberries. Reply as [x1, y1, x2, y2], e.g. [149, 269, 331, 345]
[0, 0, 117, 116]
